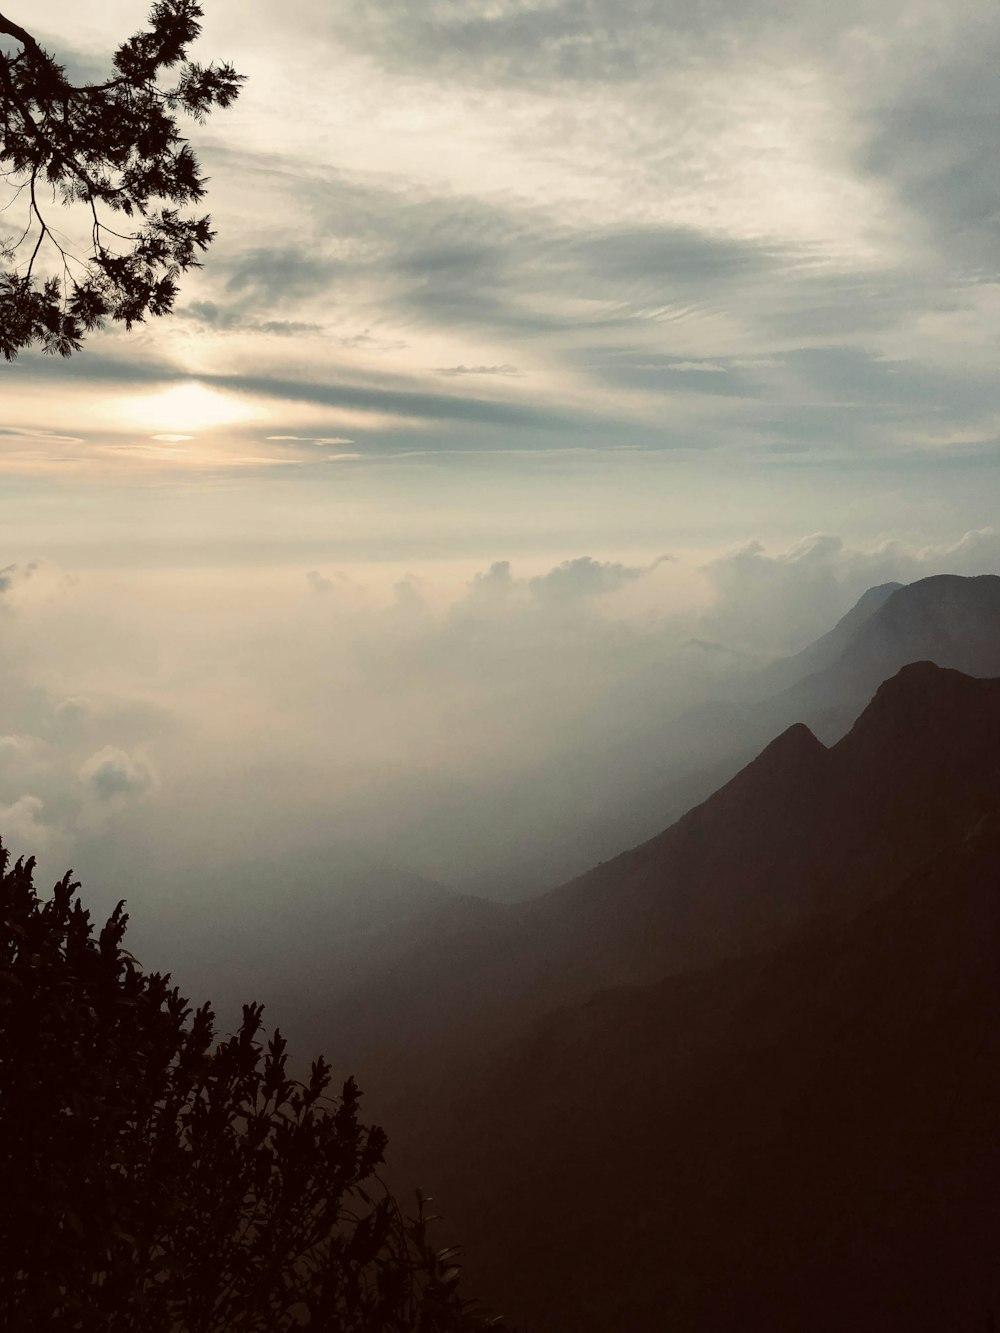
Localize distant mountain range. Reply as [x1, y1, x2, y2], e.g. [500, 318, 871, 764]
[320, 657, 1000, 1078]
[753, 572, 1000, 739]
[364, 661, 1000, 1331]
[733, 577, 905, 697]
[118, 845, 464, 1027]
[316, 575, 1000, 1069]
[555, 572, 1000, 878]
[295, 572, 1000, 1330]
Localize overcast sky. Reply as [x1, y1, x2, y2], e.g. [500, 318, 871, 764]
[2, 2, 1000, 961]
[2, 0, 999, 555]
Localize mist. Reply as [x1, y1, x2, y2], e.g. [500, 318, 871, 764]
[0, 525, 996, 1013]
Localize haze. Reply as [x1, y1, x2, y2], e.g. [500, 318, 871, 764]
[3, 0, 1000, 1007]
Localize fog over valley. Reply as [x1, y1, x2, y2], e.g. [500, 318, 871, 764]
[2, 525, 999, 1016]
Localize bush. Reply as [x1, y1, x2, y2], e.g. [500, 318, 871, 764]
[0, 840, 501, 1331]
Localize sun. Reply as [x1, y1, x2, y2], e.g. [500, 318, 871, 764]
[116, 383, 259, 434]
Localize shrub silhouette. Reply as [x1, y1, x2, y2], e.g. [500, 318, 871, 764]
[0, 838, 501, 1331]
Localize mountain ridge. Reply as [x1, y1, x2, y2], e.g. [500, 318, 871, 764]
[435, 809, 1000, 1331]
[315, 661, 1000, 1131]
[387, 670, 1000, 1329]
[518, 572, 1000, 888]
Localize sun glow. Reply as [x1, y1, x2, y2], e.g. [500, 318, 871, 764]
[116, 383, 259, 434]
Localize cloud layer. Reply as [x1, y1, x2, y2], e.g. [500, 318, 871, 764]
[2, 0, 997, 479]
[2, 530, 998, 900]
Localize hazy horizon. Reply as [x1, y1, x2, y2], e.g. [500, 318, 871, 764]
[4, 0, 1000, 1001]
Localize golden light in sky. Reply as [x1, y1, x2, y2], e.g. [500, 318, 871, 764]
[115, 383, 260, 434]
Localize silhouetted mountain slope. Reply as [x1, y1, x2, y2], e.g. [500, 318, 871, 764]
[434, 812, 1000, 1332]
[767, 572, 1000, 740]
[518, 573, 1000, 886]
[378, 665, 1000, 1329]
[318, 664, 1000, 1117]
[543, 661, 1000, 982]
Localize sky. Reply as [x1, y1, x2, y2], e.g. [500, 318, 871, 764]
[2, 1, 1000, 996]
[3, 0, 999, 537]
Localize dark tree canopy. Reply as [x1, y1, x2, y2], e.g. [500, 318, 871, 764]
[0, 1, 243, 360]
[0, 839, 502, 1331]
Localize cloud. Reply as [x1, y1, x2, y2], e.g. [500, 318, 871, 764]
[306, 570, 336, 595]
[79, 747, 156, 801]
[323, 0, 790, 87]
[267, 435, 356, 446]
[858, 17, 1000, 268]
[576, 224, 777, 289]
[0, 526, 998, 954]
[528, 555, 670, 603]
[701, 528, 1000, 654]
[0, 795, 49, 856]
[468, 559, 514, 598]
[7, 24, 1000, 469]
[6, 0, 998, 487]
[207, 368, 588, 433]
[183, 301, 324, 338]
[667, 362, 727, 374]
[0, 736, 44, 790]
[0, 427, 85, 446]
[8, 349, 590, 439]
[53, 698, 93, 731]
[0, 560, 40, 599]
[436, 364, 521, 377]
[223, 246, 346, 305]
[0, 560, 71, 608]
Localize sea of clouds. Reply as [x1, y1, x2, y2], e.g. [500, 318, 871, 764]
[2, 527, 998, 1010]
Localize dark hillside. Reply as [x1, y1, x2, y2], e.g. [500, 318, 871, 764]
[525, 573, 1000, 881]
[436, 810, 1000, 1331]
[317, 664, 1000, 1329]
[320, 663, 1000, 1109]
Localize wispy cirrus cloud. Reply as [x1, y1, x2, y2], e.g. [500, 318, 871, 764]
[4, 0, 998, 485]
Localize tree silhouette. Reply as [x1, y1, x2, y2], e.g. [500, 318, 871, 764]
[0, 1, 243, 359]
[0, 838, 502, 1331]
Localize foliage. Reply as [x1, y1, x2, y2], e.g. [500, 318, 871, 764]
[0, 1, 243, 358]
[0, 838, 503, 1331]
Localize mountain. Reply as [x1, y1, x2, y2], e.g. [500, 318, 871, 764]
[112, 844, 466, 1028]
[733, 577, 904, 699]
[540, 659, 1000, 978]
[438, 809, 1000, 1332]
[362, 663, 1000, 1329]
[319, 663, 1000, 1092]
[765, 573, 1000, 740]
[829, 572, 1000, 680]
[490, 573, 1000, 893]
[225, 585, 1000, 1325]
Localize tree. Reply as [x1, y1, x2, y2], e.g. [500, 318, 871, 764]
[0, 1, 243, 360]
[0, 838, 503, 1331]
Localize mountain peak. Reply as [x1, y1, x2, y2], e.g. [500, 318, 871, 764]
[836, 663, 1000, 812]
[891, 571, 1000, 600]
[729, 719, 826, 784]
[857, 658, 989, 725]
[856, 574, 1000, 673]
[875, 656, 968, 690]
[835, 580, 906, 630]
[764, 719, 823, 752]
